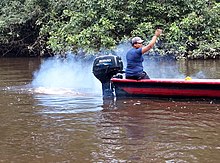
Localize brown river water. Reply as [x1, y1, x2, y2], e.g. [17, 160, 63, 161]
[0, 57, 220, 163]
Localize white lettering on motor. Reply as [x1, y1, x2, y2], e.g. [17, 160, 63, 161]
[99, 59, 111, 63]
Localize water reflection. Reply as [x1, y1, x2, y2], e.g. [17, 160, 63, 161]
[34, 94, 103, 114]
[2, 84, 104, 114]
[0, 57, 220, 162]
[95, 98, 220, 162]
[178, 59, 220, 79]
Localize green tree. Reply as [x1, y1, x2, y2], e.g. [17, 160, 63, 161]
[0, 0, 49, 56]
[0, 0, 219, 58]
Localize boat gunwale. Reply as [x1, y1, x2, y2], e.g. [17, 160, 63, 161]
[111, 78, 220, 85]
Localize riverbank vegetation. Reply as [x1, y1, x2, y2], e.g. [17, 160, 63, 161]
[0, 0, 219, 59]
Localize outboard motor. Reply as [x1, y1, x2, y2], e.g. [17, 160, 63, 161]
[93, 55, 123, 99]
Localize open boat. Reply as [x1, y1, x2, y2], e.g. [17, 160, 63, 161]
[92, 55, 220, 99]
[111, 78, 220, 98]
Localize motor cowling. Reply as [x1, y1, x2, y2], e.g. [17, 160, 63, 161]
[92, 55, 123, 98]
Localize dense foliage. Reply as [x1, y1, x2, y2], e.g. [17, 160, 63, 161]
[0, 0, 219, 59]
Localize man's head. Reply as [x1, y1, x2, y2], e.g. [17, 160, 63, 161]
[131, 37, 144, 48]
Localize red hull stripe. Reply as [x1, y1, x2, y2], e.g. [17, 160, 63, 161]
[111, 78, 220, 85]
[121, 87, 220, 97]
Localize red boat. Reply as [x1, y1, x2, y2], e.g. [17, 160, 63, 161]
[111, 78, 220, 98]
[93, 55, 220, 99]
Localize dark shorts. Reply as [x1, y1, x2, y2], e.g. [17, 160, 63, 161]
[126, 71, 150, 80]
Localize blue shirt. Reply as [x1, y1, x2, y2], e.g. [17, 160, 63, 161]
[125, 48, 144, 77]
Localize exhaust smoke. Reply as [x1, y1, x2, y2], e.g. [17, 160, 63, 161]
[31, 54, 101, 95]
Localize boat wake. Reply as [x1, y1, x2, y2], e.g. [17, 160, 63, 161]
[33, 87, 84, 96]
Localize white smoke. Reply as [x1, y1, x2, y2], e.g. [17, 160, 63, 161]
[31, 43, 205, 97]
[31, 53, 101, 95]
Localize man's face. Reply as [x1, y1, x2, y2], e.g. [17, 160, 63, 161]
[133, 42, 143, 48]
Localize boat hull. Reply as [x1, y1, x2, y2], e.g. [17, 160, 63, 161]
[111, 78, 220, 98]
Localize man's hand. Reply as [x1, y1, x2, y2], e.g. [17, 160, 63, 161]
[155, 29, 162, 37]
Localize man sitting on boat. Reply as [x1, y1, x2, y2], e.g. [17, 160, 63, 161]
[125, 29, 162, 80]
